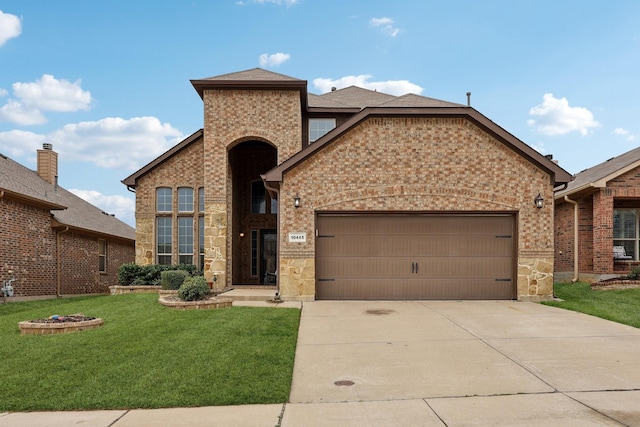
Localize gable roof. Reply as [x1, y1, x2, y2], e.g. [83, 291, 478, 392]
[555, 145, 640, 200]
[0, 153, 135, 241]
[262, 105, 572, 186]
[122, 129, 203, 188]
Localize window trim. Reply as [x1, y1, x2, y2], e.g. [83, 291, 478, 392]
[98, 239, 107, 273]
[614, 208, 639, 261]
[156, 187, 172, 212]
[178, 187, 194, 213]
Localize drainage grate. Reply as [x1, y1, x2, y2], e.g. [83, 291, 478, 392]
[334, 380, 355, 386]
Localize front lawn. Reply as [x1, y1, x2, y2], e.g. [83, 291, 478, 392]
[0, 293, 300, 411]
[543, 282, 640, 328]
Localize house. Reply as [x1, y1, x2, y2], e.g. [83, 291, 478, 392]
[555, 146, 640, 283]
[123, 68, 571, 301]
[0, 144, 135, 298]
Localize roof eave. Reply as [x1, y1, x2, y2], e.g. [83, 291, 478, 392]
[190, 79, 308, 99]
[51, 218, 135, 243]
[0, 189, 67, 210]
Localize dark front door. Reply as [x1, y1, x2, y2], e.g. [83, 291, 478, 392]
[261, 229, 277, 285]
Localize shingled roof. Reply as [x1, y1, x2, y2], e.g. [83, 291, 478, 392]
[0, 153, 135, 241]
[555, 146, 640, 200]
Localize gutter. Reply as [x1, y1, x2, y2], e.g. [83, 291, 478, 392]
[262, 180, 282, 301]
[563, 196, 579, 282]
[56, 226, 70, 297]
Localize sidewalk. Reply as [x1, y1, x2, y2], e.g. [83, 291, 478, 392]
[2, 301, 640, 426]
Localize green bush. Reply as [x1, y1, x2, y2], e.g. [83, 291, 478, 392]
[178, 276, 210, 301]
[628, 265, 640, 279]
[118, 263, 142, 286]
[161, 270, 189, 290]
[117, 263, 200, 286]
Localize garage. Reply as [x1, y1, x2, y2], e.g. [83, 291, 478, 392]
[316, 213, 516, 300]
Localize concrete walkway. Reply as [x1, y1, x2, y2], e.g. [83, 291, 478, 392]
[2, 301, 640, 426]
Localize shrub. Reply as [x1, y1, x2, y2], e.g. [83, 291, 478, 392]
[628, 266, 640, 279]
[118, 263, 142, 286]
[161, 270, 189, 290]
[178, 276, 210, 301]
[117, 263, 200, 286]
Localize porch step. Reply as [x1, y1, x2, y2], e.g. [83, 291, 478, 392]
[218, 288, 278, 302]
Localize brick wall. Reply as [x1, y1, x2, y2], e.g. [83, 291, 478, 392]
[202, 89, 302, 288]
[0, 197, 133, 297]
[278, 116, 555, 300]
[135, 136, 205, 266]
[0, 197, 57, 296]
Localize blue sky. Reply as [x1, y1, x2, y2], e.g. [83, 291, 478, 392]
[1, 0, 639, 227]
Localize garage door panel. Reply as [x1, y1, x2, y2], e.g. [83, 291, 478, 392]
[316, 214, 515, 300]
[317, 279, 513, 300]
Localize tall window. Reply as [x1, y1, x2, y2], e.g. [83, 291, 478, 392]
[157, 217, 172, 265]
[309, 118, 336, 142]
[251, 181, 277, 214]
[199, 216, 205, 269]
[178, 187, 193, 212]
[98, 239, 107, 273]
[178, 217, 193, 264]
[157, 187, 172, 212]
[614, 209, 638, 260]
[198, 187, 204, 212]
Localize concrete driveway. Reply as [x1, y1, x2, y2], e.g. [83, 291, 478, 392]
[283, 300, 640, 426]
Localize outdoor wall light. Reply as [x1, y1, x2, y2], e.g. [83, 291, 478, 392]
[294, 194, 301, 208]
[534, 193, 544, 209]
[239, 232, 245, 238]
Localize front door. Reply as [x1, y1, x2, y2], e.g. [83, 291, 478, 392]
[261, 229, 277, 285]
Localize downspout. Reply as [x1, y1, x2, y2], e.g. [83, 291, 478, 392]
[563, 196, 579, 282]
[56, 226, 70, 297]
[263, 181, 281, 300]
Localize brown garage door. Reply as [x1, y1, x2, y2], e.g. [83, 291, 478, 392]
[316, 214, 515, 300]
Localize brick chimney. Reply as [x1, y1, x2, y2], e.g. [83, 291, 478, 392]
[37, 143, 58, 185]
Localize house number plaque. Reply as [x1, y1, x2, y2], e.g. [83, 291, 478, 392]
[288, 232, 307, 243]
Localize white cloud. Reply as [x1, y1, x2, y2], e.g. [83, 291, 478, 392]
[13, 74, 92, 112]
[370, 16, 400, 37]
[0, 10, 21, 47]
[0, 116, 183, 171]
[313, 74, 423, 96]
[68, 189, 135, 225]
[0, 74, 92, 125]
[527, 93, 600, 136]
[0, 88, 7, 97]
[0, 99, 47, 125]
[613, 127, 636, 141]
[259, 52, 291, 67]
[0, 129, 45, 157]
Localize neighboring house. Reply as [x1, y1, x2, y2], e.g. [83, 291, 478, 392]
[123, 68, 571, 301]
[555, 146, 640, 283]
[0, 144, 135, 298]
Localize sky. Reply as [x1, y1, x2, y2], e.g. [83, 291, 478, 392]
[1, 0, 639, 227]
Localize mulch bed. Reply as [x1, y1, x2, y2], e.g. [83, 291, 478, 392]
[25, 314, 97, 324]
[591, 278, 640, 290]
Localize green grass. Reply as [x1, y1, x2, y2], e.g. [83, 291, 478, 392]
[543, 282, 640, 328]
[0, 294, 300, 411]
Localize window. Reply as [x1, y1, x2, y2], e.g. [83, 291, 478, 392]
[252, 181, 266, 214]
[157, 217, 172, 265]
[156, 187, 172, 212]
[614, 209, 638, 260]
[178, 217, 193, 264]
[251, 230, 258, 276]
[251, 181, 277, 214]
[98, 239, 107, 273]
[178, 187, 193, 212]
[309, 118, 336, 142]
[199, 216, 205, 269]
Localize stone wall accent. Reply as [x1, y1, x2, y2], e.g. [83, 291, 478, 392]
[279, 116, 555, 300]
